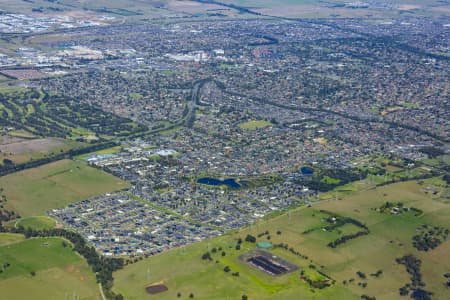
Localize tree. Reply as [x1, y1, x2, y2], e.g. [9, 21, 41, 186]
[30, 271, 36, 276]
[189, 293, 194, 298]
[2, 159, 13, 166]
[245, 234, 256, 243]
[224, 266, 231, 273]
[356, 271, 366, 279]
[201, 252, 212, 260]
[242, 295, 248, 300]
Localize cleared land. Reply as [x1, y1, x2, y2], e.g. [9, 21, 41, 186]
[0, 235, 100, 300]
[0, 159, 130, 217]
[113, 179, 450, 300]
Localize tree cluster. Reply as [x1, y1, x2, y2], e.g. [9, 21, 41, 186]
[396, 255, 432, 300]
[412, 224, 448, 252]
[245, 234, 256, 243]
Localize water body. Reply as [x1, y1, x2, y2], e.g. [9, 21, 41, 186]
[197, 177, 241, 189]
[301, 167, 314, 176]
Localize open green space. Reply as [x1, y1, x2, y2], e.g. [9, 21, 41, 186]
[15, 216, 56, 231]
[114, 179, 450, 300]
[238, 120, 273, 130]
[75, 145, 123, 160]
[0, 86, 146, 141]
[0, 159, 130, 217]
[0, 235, 100, 300]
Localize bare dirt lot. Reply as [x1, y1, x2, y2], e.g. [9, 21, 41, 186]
[145, 283, 169, 294]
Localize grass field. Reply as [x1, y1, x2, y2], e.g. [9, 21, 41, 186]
[15, 216, 56, 231]
[0, 159, 130, 217]
[75, 145, 123, 161]
[0, 233, 25, 246]
[114, 234, 357, 300]
[0, 235, 100, 300]
[113, 179, 450, 300]
[0, 137, 86, 166]
[239, 120, 273, 130]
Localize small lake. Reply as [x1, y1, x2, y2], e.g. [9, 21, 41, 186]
[197, 178, 241, 189]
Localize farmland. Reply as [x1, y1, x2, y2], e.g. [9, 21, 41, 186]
[113, 179, 450, 300]
[0, 159, 130, 217]
[113, 233, 356, 300]
[0, 234, 100, 300]
[215, 0, 450, 17]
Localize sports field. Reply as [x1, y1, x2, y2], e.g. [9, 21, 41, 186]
[113, 179, 450, 300]
[0, 159, 130, 217]
[0, 235, 100, 300]
[239, 120, 273, 130]
[75, 145, 123, 160]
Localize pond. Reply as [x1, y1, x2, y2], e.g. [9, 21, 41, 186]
[197, 177, 241, 189]
[301, 167, 314, 176]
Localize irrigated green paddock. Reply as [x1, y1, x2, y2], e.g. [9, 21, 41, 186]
[0, 235, 100, 300]
[113, 179, 449, 300]
[0, 159, 130, 216]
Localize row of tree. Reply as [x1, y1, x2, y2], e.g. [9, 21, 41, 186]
[396, 255, 433, 300]
[327, 230, 369, 248]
